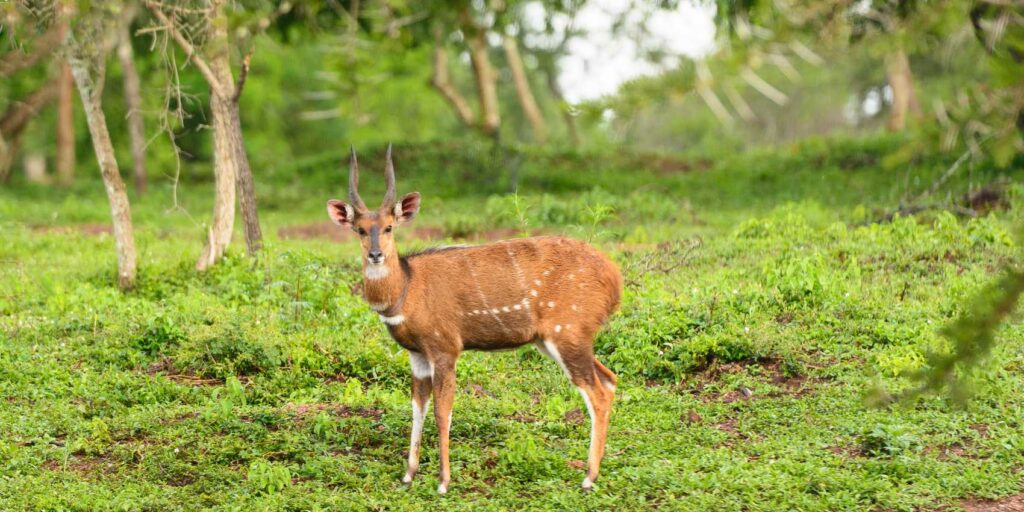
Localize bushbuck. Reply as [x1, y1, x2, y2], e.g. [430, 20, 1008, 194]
[326, 146, 622, 493]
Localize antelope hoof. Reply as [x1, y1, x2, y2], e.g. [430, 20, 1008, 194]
[437, 482, 448, 495]
[401, 472, 414, 485]
[581, 477, 594, 492]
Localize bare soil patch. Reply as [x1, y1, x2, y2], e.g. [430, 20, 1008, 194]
[961, 494, 1024, 512]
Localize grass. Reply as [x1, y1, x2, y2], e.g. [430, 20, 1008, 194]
[0, 135, 1022, 511]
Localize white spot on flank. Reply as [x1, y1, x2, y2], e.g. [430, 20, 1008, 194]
[555, 324, 562, 333]
[491, 308, 499, 314]
[534, 279, 542, 286]
[364, 264, 389, 280]
[571, 304, 579, 311]
[380, 314, 405, 326]
[530, 290, 538, 297]
[543, 270, 551, 276]
[513, 304, 522, 311]
[569, 274, 575, 280]
[472, 310, 480, 315]
[502, 306, 510, 313]
[548, 301, 556, 308]
[409, 352, 434, 379]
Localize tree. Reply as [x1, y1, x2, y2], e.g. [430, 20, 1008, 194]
[56, 20, 75, 185]
[147, 0, 264, 269]
[116, 5, 147, 195]
[501, 28, 547, 143]
[62, 2, 138, 289]
[0, 17, 64, 182]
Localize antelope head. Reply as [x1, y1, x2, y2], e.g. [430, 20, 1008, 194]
[326, 145, 420, 277]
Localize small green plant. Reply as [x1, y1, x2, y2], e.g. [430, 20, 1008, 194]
[860, 424, 921, 457]
[499, 432, 560, 481]
[248, 460, 292, 494]
[132, 315, 185, 356]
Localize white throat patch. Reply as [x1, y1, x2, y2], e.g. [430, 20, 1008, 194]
[380, 313, 405, 326]
[364, 264, 390, 280]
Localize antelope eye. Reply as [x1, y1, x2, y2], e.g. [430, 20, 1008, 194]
[357, 228, 367, 236]
[384, 225, 393, 233]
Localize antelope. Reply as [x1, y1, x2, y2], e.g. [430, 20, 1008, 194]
[326, 146, 622, 494]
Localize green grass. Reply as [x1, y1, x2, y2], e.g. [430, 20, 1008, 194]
[1, 136, 1022, 511]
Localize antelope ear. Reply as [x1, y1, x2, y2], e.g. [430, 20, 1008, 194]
[327, 200, 356, 227]
[393, 192, 420, 224]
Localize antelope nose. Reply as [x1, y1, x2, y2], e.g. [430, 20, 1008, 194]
[368, 250, 383, 261]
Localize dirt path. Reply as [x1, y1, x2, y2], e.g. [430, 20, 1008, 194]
[961, 494, 1024, 512]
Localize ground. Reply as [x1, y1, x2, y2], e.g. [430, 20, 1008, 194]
[0, 137, 1022, 511]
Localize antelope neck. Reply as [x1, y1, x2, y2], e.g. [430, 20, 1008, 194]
[364, 257, 409, 317]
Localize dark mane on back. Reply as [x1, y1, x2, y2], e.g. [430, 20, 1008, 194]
[401, 244, 474, 261]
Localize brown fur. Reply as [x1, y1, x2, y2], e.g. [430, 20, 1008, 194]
[327, 151, 621, 493]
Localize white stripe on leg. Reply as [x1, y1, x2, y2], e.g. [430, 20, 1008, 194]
[403, 398, 429, 483]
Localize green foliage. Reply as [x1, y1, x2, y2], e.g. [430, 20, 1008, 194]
[248, 459, 293, 494]
[860, 423, 921, 458]
[499, 431, 561, 481]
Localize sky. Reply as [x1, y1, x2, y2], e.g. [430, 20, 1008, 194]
[549, 0, 718, 103]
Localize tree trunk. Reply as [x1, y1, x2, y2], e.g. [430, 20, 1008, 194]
[67, 52, 137, 289]
[466, 30, 500, 139]
[117, 23, 146, 195]
[196, 15, 239, 270]
[431, 40, 475, 127]
[886, 49, 919, 132]
[0, 134, 22, 183]
[228, 98, 263, 255]
[198, 92, 238, 270]
[543, 66, 579, 146]
[56, 63, 75, 185]
[502, 34, 546, 143]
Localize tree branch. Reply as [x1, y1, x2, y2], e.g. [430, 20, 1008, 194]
[0, 23, 65, 78]
[145, 1, 224, 92]
[232, 47, 253, 102]
[431, 33, 475, 127]
[1, 78, 60, 138]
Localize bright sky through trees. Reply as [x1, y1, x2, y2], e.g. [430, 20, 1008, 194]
[553, 0, 716, 102]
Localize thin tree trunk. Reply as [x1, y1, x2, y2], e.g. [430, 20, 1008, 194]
[228, 97, 263, 255]
[198, 91, 238, 270]
[67, 50, 137, 289]
[56, 63, 75, 185]
[502, 34, 546, 143]
[543, 66, 579, 146]
[196, 0, 240, 270]
[431, 39, 475, 127]
[117, 22, 146, 195]
[0, 134, 21, 183]
[466, 29, 500, 139]
[886, 49, 919, 131]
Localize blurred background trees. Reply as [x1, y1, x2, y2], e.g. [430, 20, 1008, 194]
[0, 0, 1020, 360]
